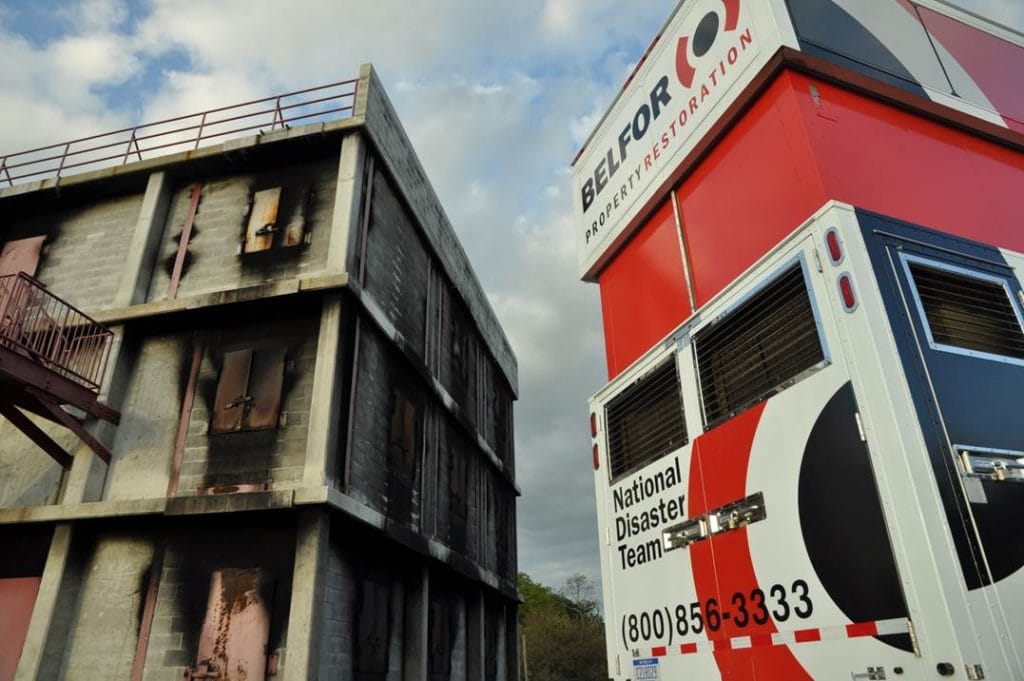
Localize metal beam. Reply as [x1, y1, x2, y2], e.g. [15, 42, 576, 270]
[0, 401, 73, 469]
[25, 388, 112, 464]
[0, 345, 120, 423]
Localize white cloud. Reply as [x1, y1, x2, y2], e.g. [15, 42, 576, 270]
[49, 34, 139, 88]
[59, 0, 129, 33]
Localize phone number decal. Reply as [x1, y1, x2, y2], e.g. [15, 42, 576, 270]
[620, 580, 814, 649]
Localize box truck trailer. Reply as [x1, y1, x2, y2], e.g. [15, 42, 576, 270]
[587, 203, 1024, 680]
[570, 1, 1024, 677]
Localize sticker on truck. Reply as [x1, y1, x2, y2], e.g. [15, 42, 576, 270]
[632, 657, 660, 680]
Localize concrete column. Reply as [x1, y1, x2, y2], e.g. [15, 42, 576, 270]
[60, 325, 136, 504]
[495, 603, 507, 681]
[505, 601, 520, 681]
[403, 566, 429, 681]
[466, 588, 485, 681]
[284, 508, 330, 681]
[114, 170, 174, 307]
[14, 525, 73, 681]
[327, 130, 366, 273]
[62, 171, 170, 502]
[304, 294, 344, 487]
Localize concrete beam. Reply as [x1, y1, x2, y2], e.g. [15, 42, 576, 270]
[92, 274, 349, 326]
[14, 525, 72, 681]
[283, 508, 329, 681]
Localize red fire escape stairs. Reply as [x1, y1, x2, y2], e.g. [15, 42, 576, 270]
[0, 273, 120, 468]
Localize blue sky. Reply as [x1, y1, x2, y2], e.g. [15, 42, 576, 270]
[1, 0, 1022, 594]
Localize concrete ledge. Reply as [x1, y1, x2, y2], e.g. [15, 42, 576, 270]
[320, 487, 519, 601]
[165, 489, 295, 515]
[0, 116, 366, 202]
[91, 273, 349, 324]
[0, 497, 167, 524]
[0, 485, 518, 600]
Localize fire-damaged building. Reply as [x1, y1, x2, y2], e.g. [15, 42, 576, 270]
[0, 64, 519, 681]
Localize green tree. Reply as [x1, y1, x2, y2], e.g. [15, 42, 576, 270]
[518, 572, 606, 681]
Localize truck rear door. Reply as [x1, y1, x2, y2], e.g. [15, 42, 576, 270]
[865, 219, 1024, 677]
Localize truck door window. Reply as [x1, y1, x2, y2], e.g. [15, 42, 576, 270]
[904, 256, 1024, 363]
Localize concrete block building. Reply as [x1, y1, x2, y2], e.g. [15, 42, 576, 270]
[0, 65, 519, 681]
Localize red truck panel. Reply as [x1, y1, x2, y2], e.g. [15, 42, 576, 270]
[677, 73, 827, 309]
[599, 200, 691, 378]
[597, 68, 1024, 376]
[792, 72, 1024, 252]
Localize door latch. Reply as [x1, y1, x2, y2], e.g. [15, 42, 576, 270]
[851, 667, 886, 680]
[957, 445, 1024, 483]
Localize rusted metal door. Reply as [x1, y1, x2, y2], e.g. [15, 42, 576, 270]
[189, 569, 271, 681]
[0, 576, 41, 681]
[243, 188, 282, 253]
[0, 237, 45, 279]
[211, 348, 286, 434]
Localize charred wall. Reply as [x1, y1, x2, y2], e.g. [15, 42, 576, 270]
[147, 156, 339, 302]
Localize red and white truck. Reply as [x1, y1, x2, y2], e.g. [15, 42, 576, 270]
[572, 1, 1024, 679]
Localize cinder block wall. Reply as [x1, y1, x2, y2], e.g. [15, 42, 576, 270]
[177, 314, 319, 494]
[138, 522, 295, 681]
[3, 193, 146, 311]
[147, 157, 339, 302]
[103, 334, 189, 500]
[50, 533, 155, 680]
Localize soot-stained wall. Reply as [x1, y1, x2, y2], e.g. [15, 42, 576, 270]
[147, 156, 339, 302]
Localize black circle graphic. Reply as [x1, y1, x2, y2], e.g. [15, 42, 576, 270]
[692, 11, 720, 58]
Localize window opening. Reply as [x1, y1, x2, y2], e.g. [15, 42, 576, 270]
[605, 358, 687, 480]
[694, 261, 825, 429]
[904, 257, 1024, 362]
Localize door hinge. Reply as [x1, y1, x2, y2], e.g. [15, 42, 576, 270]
[966, 663, 985, 680]
[812, 247, 824, 273]
[854, 411, 866, 442]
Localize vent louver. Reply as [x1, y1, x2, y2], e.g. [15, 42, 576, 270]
[606, 359, 687, 479]
[695, 263, 824, 428]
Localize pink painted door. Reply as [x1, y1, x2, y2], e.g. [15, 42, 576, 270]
[193, 569, 271, 681]
[0, 577, 41, 681]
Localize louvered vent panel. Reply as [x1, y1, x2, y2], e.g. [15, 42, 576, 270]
[605, 359, 687, 479]
[695, 263, 824, 428]
[910, 263, 1024, 360]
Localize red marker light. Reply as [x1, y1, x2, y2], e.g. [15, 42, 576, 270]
[590, 412, 597, 437]
[592, 444, 600, 471]
[825, 229, 843, 264]
[839, 274, 857, 311]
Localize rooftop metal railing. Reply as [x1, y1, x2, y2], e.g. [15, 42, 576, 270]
[0, 77, 360, 187]
[0, 273, 114, 392]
